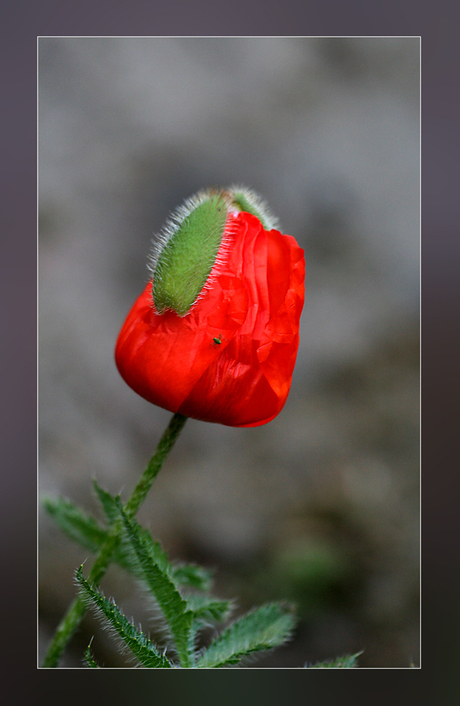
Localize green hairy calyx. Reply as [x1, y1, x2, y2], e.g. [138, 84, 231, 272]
[151, 191, 229, 316]
[228, 185, 278, 231]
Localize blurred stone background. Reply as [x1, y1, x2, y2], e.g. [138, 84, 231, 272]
[38, 37, 420, 668]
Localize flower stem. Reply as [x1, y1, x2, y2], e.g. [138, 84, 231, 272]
[42, 412, 188, 668]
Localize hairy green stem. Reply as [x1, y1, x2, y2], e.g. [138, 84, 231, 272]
[42, 412, 188, 668]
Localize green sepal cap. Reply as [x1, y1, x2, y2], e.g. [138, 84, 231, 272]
[151, 191, 230, 316]
[228, 185, 279, 231]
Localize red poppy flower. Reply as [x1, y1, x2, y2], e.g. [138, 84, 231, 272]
[115, 193, 305, 427]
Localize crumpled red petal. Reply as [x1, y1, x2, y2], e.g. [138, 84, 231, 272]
[115, 211, 305, 427]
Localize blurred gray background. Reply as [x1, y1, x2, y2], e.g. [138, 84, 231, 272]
[39, 37, 420, 668]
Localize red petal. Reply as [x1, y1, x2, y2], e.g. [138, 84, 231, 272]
[115, 276, 248, 412]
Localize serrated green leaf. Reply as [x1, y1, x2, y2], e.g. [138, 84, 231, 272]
[306, 651, 363, 668]
[76, 566, 172, 668]
[44, 495, 134, 572]
[84, 642, 100, 668]
[44, 497, 108, 554]
[196, 603, 296, 668]
[93, 482, 174, 576]
[44, 494, 170, 576]
[171, 563, 213, 591]
[92, 480, 120, 526]
[186, 595, 233, 623]
[115, 502, 194, 668]
[139, 533, 170, 572]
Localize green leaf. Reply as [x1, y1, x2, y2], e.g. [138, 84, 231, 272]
[76, 566, 172, 668]
[115, 502, 194, 668]
[43, 497, 108, 554]
[186, 595, 233, 623]
[94, 483, 172, 573]
[43, 495, 133, 572]
[306, 651, 363, 668]
[92, 480, 120, 525]
[84, 641, 100, 668]
[171, 563, 213, 591]
[138, 532, 170, 573]
[44, 493, 170, 576]
[196, 602, 296, 668]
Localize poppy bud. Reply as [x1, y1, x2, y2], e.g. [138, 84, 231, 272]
[115, 187, 305, 427]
